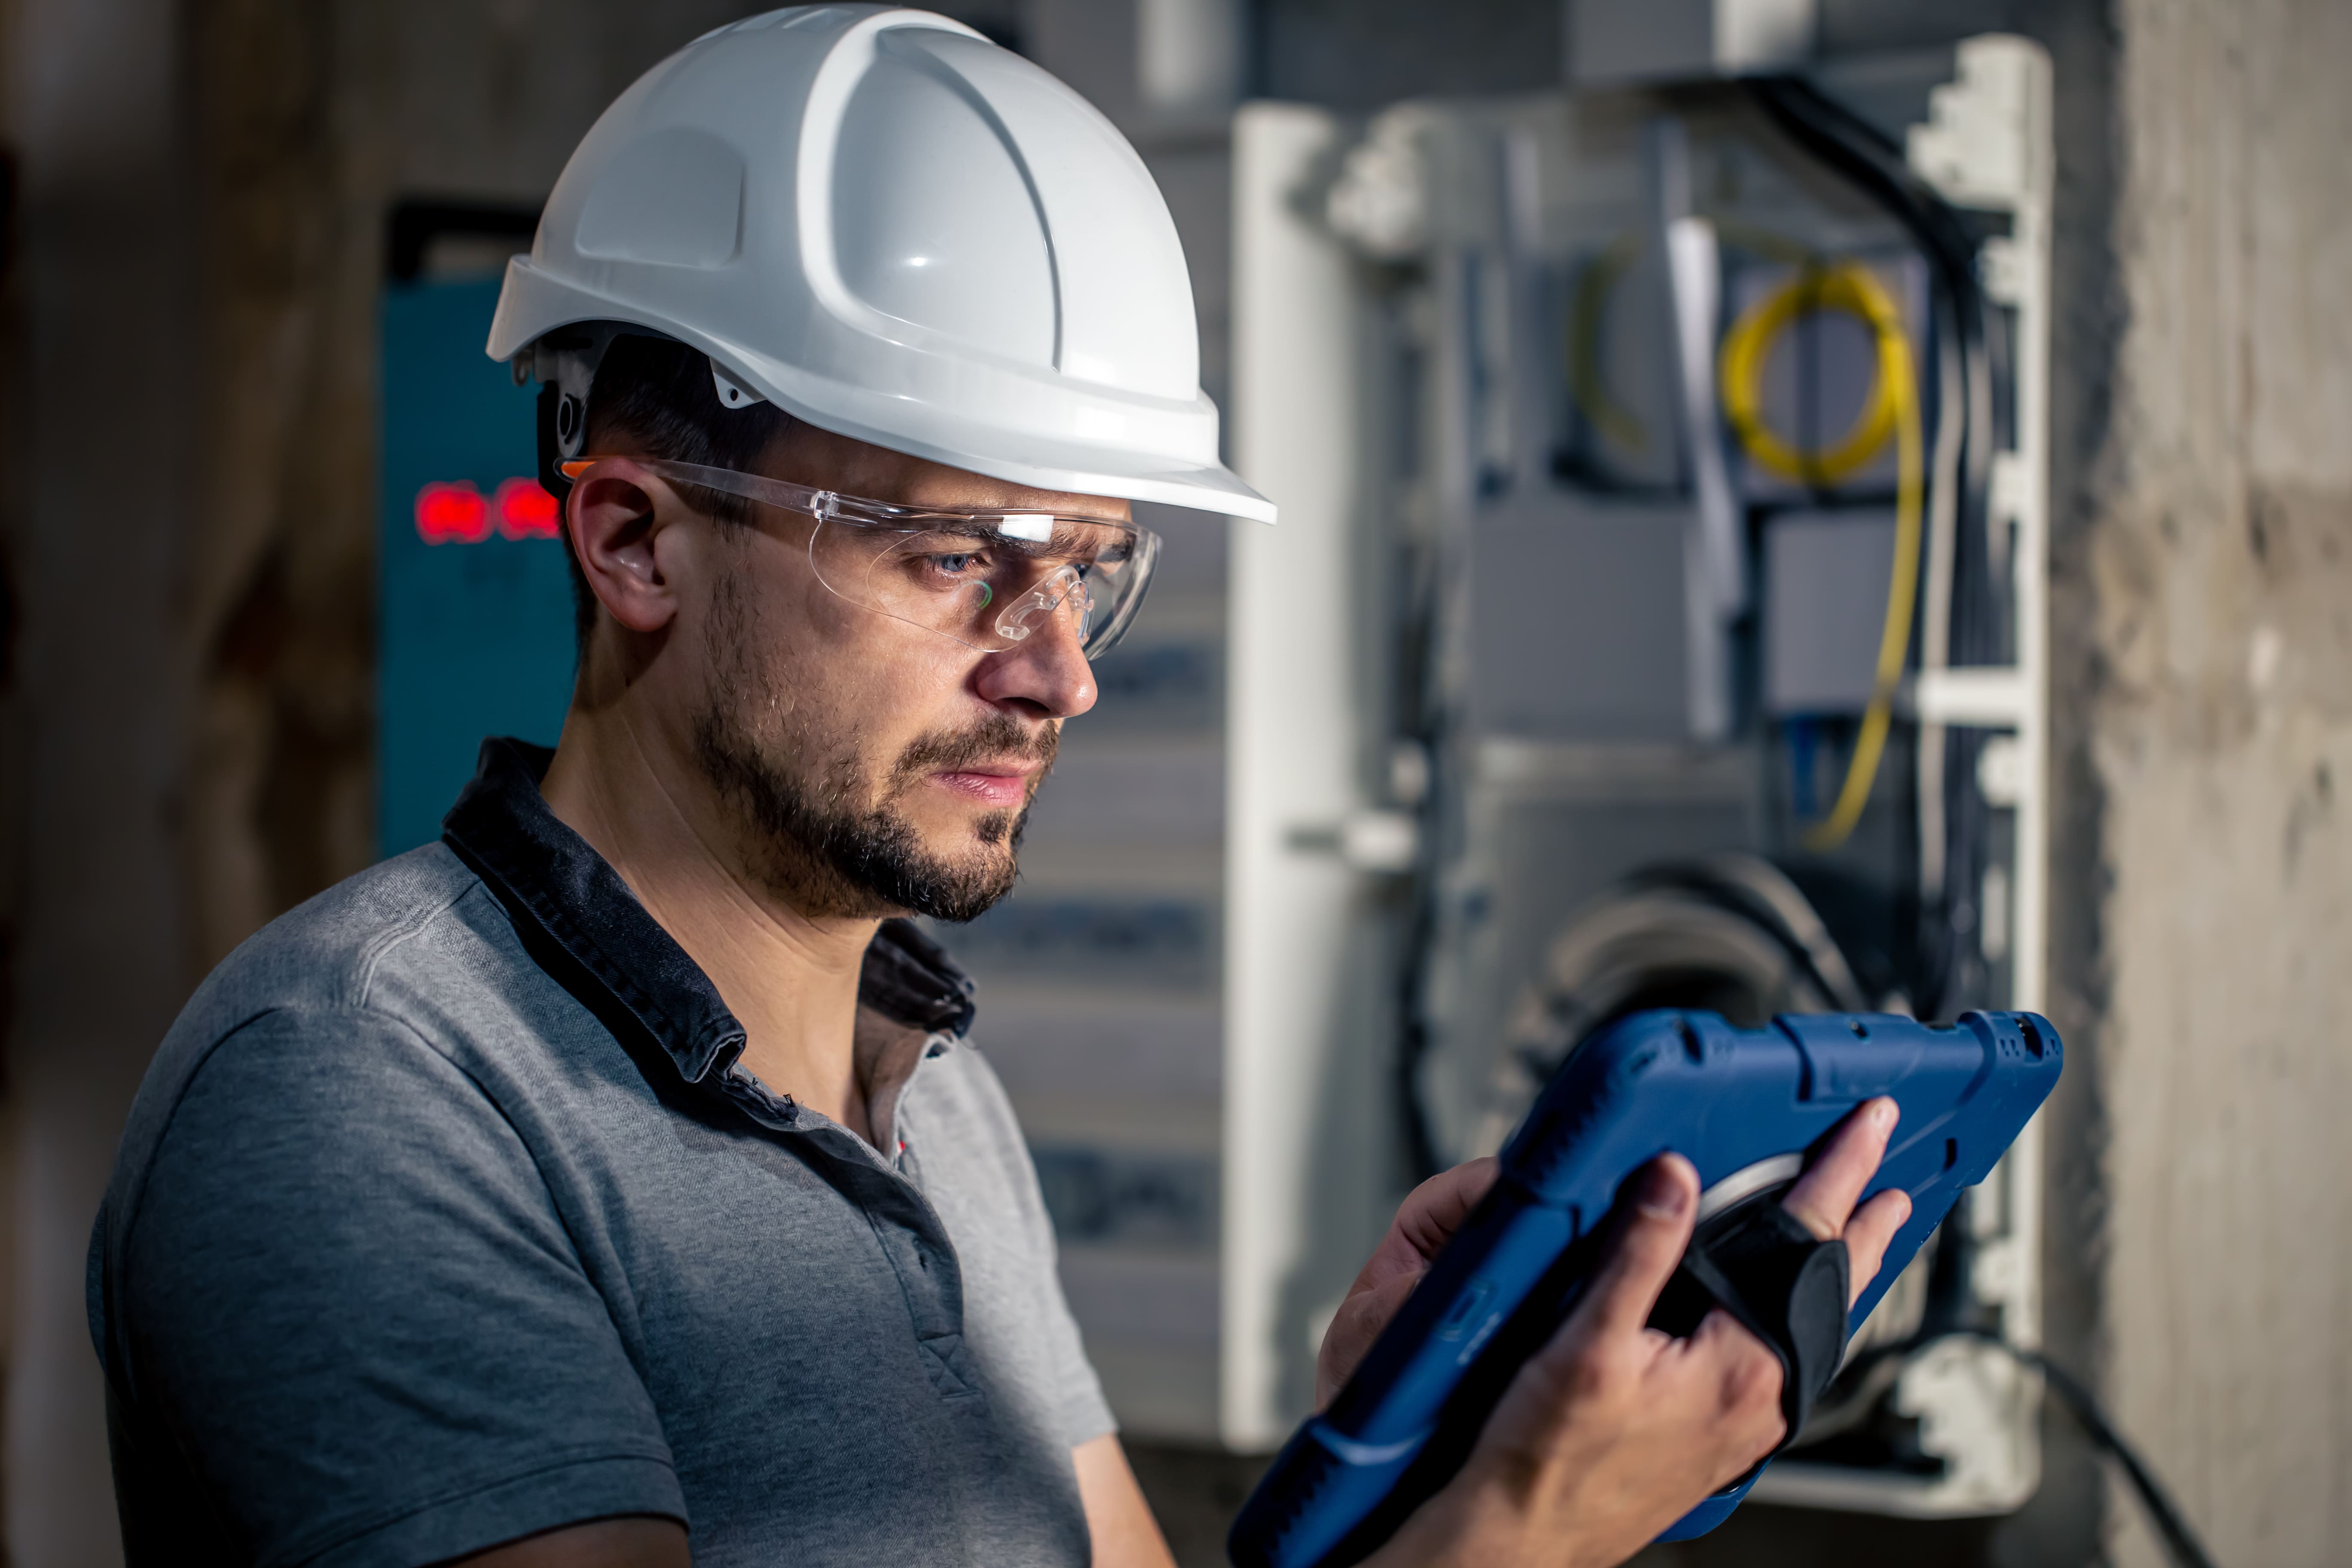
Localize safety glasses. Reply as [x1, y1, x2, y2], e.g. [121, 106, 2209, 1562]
[562, 456, 1161, 660]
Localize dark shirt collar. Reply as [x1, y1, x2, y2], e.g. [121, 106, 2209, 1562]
[440, 737, 976, 1089]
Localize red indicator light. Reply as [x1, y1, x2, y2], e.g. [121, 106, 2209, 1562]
[495, 477, 561, 539]
[414, 478, 560, 545]
[415, 481, 490, 545]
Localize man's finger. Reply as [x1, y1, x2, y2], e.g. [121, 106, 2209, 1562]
[1343, 1158, 1505, 1310]
[1316, 1269, 1422, 1410]
[1392, 1158, 1501, 1262]
[1836, 1187, 1913, 1305]
[1567, 1154, 1700, 1343]
[1781, 1097, 1898, 1240]
[1683, 1308, 1788, 1455]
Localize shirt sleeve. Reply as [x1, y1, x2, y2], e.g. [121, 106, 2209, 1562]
[1020, 1156, 1119, 1451]
[108, 1006, 684, 1568]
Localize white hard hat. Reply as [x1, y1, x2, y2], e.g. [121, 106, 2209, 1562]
[487, 4, 1274, 524]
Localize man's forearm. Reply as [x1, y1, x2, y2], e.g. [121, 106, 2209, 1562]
[1075, 1433, 1179, 1568]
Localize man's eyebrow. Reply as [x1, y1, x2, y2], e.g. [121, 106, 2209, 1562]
[894, 517, 1130, 555]
[881, 482, 1129, 523]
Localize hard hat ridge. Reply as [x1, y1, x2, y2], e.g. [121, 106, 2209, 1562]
[490, 4, 1275, 524]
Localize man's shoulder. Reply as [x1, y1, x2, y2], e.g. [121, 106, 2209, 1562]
[190, 842, 495, 1018]
[113, 845, 538, 1192]
[95, 846, 559, 1297]
[168, 840, 589, 1066]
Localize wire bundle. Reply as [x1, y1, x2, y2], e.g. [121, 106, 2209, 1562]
[1715, 261, 1925, 851]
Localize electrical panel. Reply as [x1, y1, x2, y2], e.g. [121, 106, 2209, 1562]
[378, 276, 574, 857]
[1225, 34, 2055, 1520]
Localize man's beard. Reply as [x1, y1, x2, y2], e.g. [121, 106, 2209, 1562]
[689, 578, 1055, 922]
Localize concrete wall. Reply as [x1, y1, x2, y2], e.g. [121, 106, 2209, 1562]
[2087, 0, 2352, 1561]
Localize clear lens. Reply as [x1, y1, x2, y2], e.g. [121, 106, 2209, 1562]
[813, 511, 1148, 655]
[619, 458, 1158, 658]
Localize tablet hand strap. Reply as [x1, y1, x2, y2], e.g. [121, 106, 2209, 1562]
[1648, 1202, 1851, 1454]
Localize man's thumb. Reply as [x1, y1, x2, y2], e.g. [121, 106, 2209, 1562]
[1565, 1155, 1698, 1344]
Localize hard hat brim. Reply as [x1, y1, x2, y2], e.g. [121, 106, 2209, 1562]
[489, 261, 1278, 526]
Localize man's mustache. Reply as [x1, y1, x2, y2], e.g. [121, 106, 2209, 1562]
[888, 713, 1059, 787]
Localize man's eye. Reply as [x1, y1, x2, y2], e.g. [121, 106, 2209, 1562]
[928, 552, 982, 576]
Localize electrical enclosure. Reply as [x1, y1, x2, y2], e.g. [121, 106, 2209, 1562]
[378, 277, 574, 859]
[1221, 34, 2056, 1522]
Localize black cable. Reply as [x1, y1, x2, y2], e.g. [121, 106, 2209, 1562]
[1394, 532, 1453, 1184]
[1743, 76, 2006, 1021]
[1394, 885, 1445, 1184]
[1392, 356, 1452, 1185]
[1954, 1333, 2222, 1568]
[1626, 862, 1867, 1013]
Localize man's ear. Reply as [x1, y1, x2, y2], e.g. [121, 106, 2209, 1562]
[567, 459, 678, 634]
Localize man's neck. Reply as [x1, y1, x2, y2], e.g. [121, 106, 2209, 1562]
[539, 705, 883, 1142]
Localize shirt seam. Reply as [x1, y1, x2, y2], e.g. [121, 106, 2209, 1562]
[260, 1442, 680, 1568]
[348, 861, 480, 1013]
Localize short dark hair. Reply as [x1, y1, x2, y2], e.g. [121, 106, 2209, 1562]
[564, 333, 793, 652]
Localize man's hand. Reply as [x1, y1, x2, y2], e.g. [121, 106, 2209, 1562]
[1322, 1098, 1911, 1568]
[1317, 1156, 1504, 1409]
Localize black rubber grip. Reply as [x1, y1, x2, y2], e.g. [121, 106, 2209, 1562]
[1649, 1200, 1851, 1456]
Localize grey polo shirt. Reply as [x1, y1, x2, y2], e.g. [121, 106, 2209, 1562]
[89, 738, 1115, 1568]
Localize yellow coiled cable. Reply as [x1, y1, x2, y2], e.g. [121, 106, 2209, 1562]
[1717, 262, 1922, 851]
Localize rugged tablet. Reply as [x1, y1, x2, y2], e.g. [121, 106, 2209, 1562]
[1228, 1008, 2062, 1568]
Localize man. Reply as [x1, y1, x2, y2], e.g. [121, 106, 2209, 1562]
[90, 9, 1909, 1565]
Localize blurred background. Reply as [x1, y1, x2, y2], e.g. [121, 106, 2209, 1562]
[1, 0, 2346, 1564]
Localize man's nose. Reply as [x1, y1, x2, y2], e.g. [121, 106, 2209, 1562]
[972, 610, 1098, 719]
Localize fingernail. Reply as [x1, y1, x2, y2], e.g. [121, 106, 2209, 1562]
[1638, 1160, 1690, 1219]
[1871, 1098, 1899, 1130]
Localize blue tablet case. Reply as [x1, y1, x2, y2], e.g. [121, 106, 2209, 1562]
[1228, 1008, 2062, 1568]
